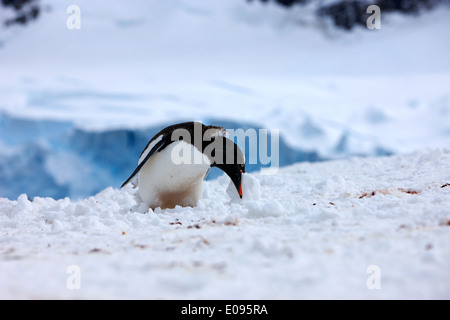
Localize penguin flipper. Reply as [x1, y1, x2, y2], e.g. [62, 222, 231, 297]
[203, 168, 210, 180]
[121, 136, 171, 188]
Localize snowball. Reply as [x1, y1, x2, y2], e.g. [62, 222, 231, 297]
[226, 172, 261, 202]
[17, 194, 32, 211]
[245, 200, 284, 218]
[7, 194, 33, 218]
[51, 220, 65, 233]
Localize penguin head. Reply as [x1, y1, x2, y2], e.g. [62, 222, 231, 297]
[205, 135, 245, 199]
[217, 159, 245, 199]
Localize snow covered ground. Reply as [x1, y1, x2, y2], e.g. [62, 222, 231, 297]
[1, 149, 450, 299]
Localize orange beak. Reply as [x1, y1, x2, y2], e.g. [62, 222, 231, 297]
[238, 170, 243, 199]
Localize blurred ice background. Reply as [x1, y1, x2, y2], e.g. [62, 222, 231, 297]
[1, 0, 449, 200]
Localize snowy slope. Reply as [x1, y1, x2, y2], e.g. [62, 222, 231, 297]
[1, 149, 450, 299]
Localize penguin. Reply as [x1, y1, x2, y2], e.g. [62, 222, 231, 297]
[121, 121, 245, 209]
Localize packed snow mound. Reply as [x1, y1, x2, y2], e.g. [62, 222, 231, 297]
[1, 150, 450, 299]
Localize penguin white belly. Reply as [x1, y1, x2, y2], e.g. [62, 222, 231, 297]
[137, 141, 211, 209]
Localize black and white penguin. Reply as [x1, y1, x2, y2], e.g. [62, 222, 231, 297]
[121, 122, 245, 209]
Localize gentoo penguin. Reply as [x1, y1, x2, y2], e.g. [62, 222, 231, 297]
[121, 122, 245, 209]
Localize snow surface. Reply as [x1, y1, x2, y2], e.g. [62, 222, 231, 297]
[1, 149, 450, 299]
